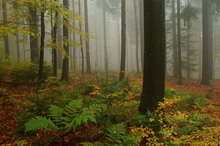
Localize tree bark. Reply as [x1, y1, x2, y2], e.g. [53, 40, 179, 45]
[84, 0, 91, 74]
[2, 0, 9, 58]
[172, 0, 178, 77]
[119, 0, 126, 81]
[140, 0, 144, 72]
[139, 0, 165, 113]
[61, 0, 69, 81]
[29, 6, 39, 63]
[51, 2, 58, 77]
[200, 0, 211, 85]
[103, 1, 108, 81]
[38, 10, 45, 80]
[177, 0, 182, 84]
[79, 0, 84, 76]
[134, 0, 140, 74]
[186, 14, 191, 78]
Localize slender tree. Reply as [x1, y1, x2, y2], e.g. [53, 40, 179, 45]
[177, 0, 182, 84]
[140, 0, 144, 72]
[103, 0, 108, 81]
[200, 0, 211, 85]
[38, 6, 45, 80]
[72, 0, 76, 70]
[61, 0, 69, 81]
[2, 0, 9, 58]
[139, 0, 166, 113]
[79, 0, 84, 75]
[51, 0, 58, 76]
[172, 0, 178, 77]
[207, 1, 213, 80]
[134, 0, 140, 74]
[29, 6, 39, 63]
[119, 0, 126, 81]
[84, 0, 91, 74]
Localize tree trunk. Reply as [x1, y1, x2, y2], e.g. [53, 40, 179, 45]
[103, 1, 108, 81]
[186, 15, 191, 78]
[51, 3, 58, 77]
[134, 0, 140, 74]
[29, 7, 39, 63]
[200, 0, 211, 85]
[177, 0, 182, 84]
[79, 0, 84, 76]
[172, 0, 178, 77]
[61, 0, 69, 81]
[208, 1, 213, 80]
[84, 0, 91, 74]
[38, 10, 45, 80]
[119, 0, 126, 81]
[140, 0, 144, 72]
[139, 0, 165, 113]
[72, 0, 76, 70]
[2, 0, 9, 58]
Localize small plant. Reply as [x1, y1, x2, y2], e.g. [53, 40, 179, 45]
[25, 99, 107, 133]
[81, 123, 142, 146]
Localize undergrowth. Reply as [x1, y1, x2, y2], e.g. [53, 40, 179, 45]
[4, 75, 219, 145]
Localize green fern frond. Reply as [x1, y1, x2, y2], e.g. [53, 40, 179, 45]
[25, 116, 58, 132]
[63, 99, 83, 115]
[65, 109, 96, 132]
[88, 104, 107, 113]
[49, 105, 64, 124]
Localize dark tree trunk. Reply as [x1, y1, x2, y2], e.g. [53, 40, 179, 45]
[2, 0, 9, 58]
[29, 7, 39, 63]
[134, 0, 140, 74]
[119, 0, 126, 81]
[72, 0, 76, 70]
[103, 1, 108, 81]
[51, 4, 58, 77]
[208, 1, 213, 80]
[172, 0, 178, 77]
[84, 0, 91, 74]
[200, 0, 211, 85]
[61, 0, 69, 81]
[140, 0, 144, 72]
[186, 15, 191, 78]
[38, 10, 45, 80]
[139, 0, 165, 113]
[79, 0, 84, 76]
[177, 0, 182, 84]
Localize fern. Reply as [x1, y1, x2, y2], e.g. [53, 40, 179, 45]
[49, 105, 65, 126]
[64, 104, 107, 132]
[25, 99, 107, 133]
[63, 99, 83, 115]
[106, 123, 140, 146]
[25, 116, 58, 132]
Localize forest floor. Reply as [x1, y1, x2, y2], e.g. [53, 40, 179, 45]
[0, 76, 220, 145]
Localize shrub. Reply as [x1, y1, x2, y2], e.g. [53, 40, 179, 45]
[0, 59, 52, 84]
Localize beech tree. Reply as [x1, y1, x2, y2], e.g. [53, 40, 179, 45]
[139, 0, 166, 113]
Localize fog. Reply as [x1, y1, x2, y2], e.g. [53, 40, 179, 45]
[1, 0, 220, 79]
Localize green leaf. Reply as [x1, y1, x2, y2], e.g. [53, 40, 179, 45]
[25, 116, 58, 132]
